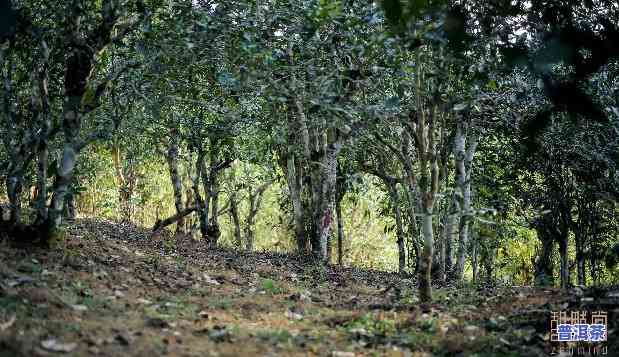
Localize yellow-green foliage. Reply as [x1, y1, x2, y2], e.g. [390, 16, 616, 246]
[495, 227, 538, 285]
[342, 183, 399, 272]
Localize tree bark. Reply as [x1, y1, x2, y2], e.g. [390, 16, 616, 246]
[286, 154, 307, 253]
[314, 135, 342, 261]
[574, 227, 586, 286]
[534, 216, 555, 286]
[209, 152, 221, 247]
[402, 133, 421, 274]
[6, 170, 23, 224]
[453, 122, 479, 281]
[336, 193, 344, 266]
[191, 149, 210, 241]
[416, 104, 441, 302]
[558, 233, 570, 289]
[442, 193, 458, 280]
[34, 143, 49, 223]
[471, 232, 478, 283]
[64, 192, 76, 222]
[419, 194, 435, 302]
[229, 191, 242, 248]
[166, 129, 185, 233]
[386, 178, 406, 274]
[153, 206, 198, 232]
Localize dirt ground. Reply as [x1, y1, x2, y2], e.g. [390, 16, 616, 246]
[0, 219, 616, 356]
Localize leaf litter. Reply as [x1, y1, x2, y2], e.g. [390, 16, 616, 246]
[0, 218, 616, 356]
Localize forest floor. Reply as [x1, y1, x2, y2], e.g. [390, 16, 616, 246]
[0, 219, 616, 357]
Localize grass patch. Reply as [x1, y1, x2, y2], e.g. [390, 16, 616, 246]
[261, 278, 284, 294]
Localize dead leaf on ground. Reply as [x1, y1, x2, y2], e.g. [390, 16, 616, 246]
[41, 338, 78, 353]
[0, 315, 16, 331]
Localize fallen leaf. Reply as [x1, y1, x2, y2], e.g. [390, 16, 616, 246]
[202, 273, 220, 285]
[286, 310, 303, 320]
[0, 315, 16, 331]
[332, 352, 355, 357]
[41, 338, 78, 353]
[71, 304, 88, 312]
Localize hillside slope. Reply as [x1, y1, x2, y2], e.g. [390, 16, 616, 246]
[0, 219, 616, 356]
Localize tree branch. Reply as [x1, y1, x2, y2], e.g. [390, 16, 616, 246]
[153, 206, 198, 232]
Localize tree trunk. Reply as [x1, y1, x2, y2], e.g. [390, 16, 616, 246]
[386, 179, 406, 274]
[64, 192, 76, 222]
[34, 142, 49, 224]
[453, 123, 479, 281]
[336, 193, 344, 266]
[314, 136, 342, 261]
[166, 129, 185, 234]
[404, 185, 421, 274]
[590, 256, 598, 285]
[419, 195, 435, 302]
[575, 229, 586, 286]
[471, 232, 478, 283]
[229, 191, 242, 248]
[443, 194, 458, 280]
[286, 154, 307, 253]
[48, 98, 81, 237]
[191, 150, 210, 241]
[400, 134, 422, 274]
[558, 234, 570, 289]
[153, 206, 198, 232]
[534, 219, 555, 286]
[284, 63, 312, 254]
[6, 169, 23, 224]
[209, 161, 221, 247]
[483, 246, 495, 285]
